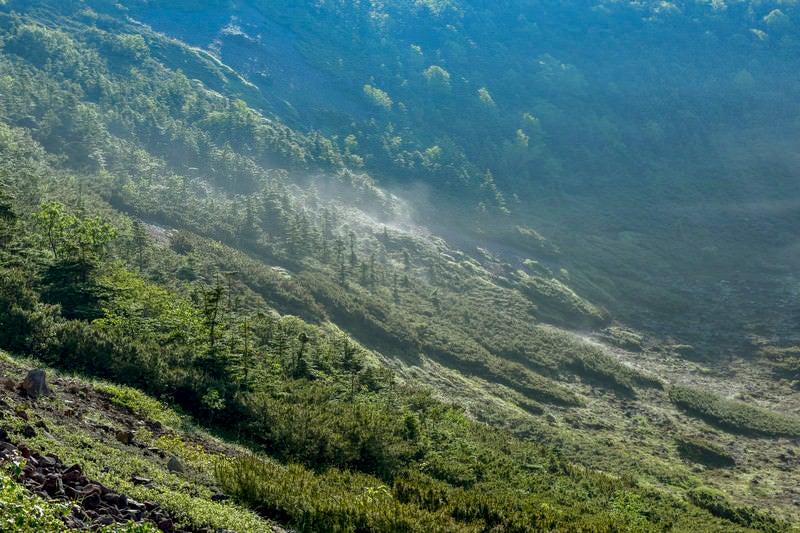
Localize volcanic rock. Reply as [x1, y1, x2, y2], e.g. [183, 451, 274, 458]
[22, 368, 49, 399]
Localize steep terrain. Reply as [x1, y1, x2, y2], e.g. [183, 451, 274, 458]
[0, 0, 798, 531]
[124, 0, 800, 352]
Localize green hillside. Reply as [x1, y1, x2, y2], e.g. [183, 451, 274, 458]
[0, 0, 797, 531]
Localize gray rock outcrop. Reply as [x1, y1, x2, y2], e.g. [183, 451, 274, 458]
[22, 368, 49, 399]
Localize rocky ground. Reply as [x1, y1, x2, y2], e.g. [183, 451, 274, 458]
[0, 360, 287, 532]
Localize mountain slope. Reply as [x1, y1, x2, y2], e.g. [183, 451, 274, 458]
[0, 0, 797, 531]
[124, 0, 800, 352]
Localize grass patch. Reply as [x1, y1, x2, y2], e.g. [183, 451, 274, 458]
[94, 382, 185, 429]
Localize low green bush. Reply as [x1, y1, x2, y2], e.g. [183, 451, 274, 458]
[216, 453, 468, 532]
[669, 386, 800, 437]
[675, 435, 735, 467]
[688, 486, 787, 533]
[759, 345, 800, 387]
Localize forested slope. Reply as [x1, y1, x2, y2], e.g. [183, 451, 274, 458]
[0, 0, 797, 531]
[125, 0, 800, 350]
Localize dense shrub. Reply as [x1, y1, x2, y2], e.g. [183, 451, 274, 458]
[669, 386, 800, 437]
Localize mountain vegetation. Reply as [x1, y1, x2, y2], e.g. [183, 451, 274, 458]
[0, 0, 798, 531]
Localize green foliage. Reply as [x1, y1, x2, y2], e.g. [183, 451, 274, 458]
[0, 3, 789, 531]
[217, 454, 468, 532]
[422, 65, 451, 90]
[759, 345, 800, 386]
[669, 385, 800, 437]
[675, 435, 735, 467]
[34, 201, 117, 319]
[363, 84, 393, 111]
[687, 486, 787, 533]
[0, 469, 69, 532]
[243, 381, 421, 477]
[602, 326, 644, 351]
[516, 271, 608, 328]
[218, 449, 694, 532]
[95, 381, 184, 429]
[477, 87, 495, 107]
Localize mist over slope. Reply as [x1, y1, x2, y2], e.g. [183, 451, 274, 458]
[122, 0, 800, 350]
[0, 0, 799, 530]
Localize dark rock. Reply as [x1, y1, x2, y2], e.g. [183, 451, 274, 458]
[131, 475, 152, 485]
[0, 428, 8, 441]
[3, 378, 16, 390]
[127, 498, 146, 511]
[64, 516, 88, 529]
[210, 493, 230, 502]
[22, 424, 37, 438]
[94, 515, 115, 527]
[64, 463, 82, 475]
[42, 475, 64, 496]
[64, 485, 81, 499]
[103, 492, 120, 505]
[116, 430, 134, 445]
[167, 456, 184, 473]
[15, 409, 28, 421]
[81, 483, 102, 496]
[22, 368, 49, 399]
[83, 492, 102, 509]
[63, 466, 82, 483]
[157, 518, 175, 533]
[17, 443, 30, 458]
[117, 493, 128, 509]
